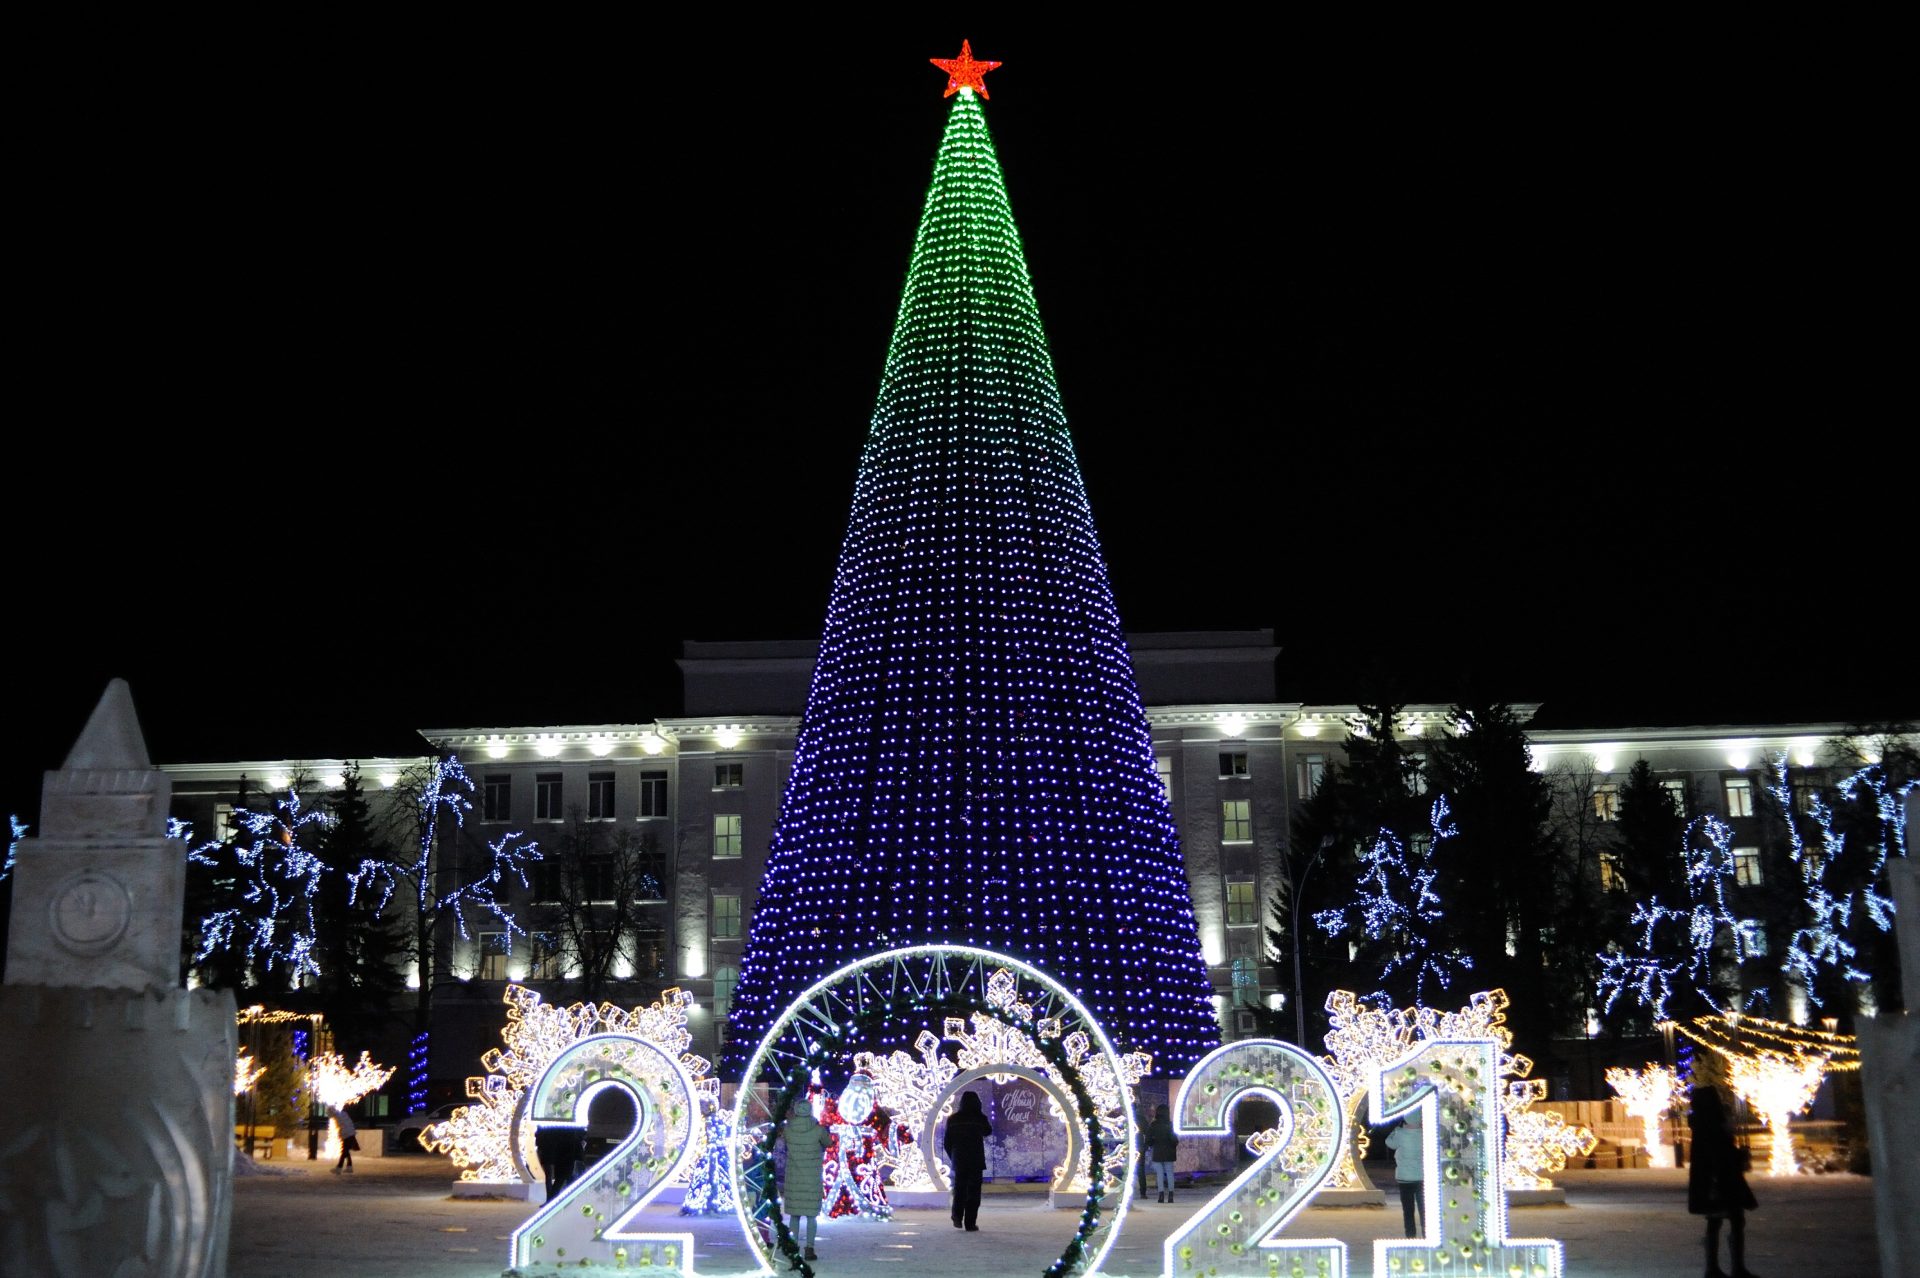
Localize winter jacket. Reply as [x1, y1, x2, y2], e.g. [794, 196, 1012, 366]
[1385, 1121, 1422, 1184]
[782, 1109, 827, 1216]
[1144, 1116, 1179, 1163]
[942, 1092, 994, 1172]
[1686, 1091, 1757, 1216]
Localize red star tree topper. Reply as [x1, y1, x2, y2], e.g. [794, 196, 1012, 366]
[930, 39, 1001, 98]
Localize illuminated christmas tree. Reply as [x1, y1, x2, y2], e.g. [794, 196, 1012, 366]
[723, 46, 1217, 1074]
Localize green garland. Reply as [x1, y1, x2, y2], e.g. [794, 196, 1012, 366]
[740, 990, 1120, 1278]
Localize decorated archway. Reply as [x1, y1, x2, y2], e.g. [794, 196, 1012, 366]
[917, 1064, 1082, 1196]
[730, 946, 1142, 1278]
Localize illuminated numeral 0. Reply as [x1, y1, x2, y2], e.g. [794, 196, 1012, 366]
[1165, 1039, 1348, 1278]
[1370, 1039, 1561, 1278]
[509, 1032, 700, 1274]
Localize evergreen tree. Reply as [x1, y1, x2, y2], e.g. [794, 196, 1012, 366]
[306, 766, 408, 1050]
[721, 86, 1216, 1074]
[1423, 702, 1565, 1064]
[1612, 759, 1687, 903]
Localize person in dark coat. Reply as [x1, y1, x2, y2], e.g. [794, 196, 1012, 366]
[1687, 1086, 1758, 1278]
[535, 1124, 584, 1199]
[1144, 1104, 1179, 1203]
[941, 1091, 994, 1231]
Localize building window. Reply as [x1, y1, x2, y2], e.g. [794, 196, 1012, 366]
[1218, 751, 1249, 778]
[1297, 755, 1328, 796]
[638, 771, 668, 818]
[713, 894, 742, 939]
[1156, 755, 1174, 801]
[588, 771, 616, 821]
[714, 964, 739, 1018]
[1230, 956, 1260, 1008]
[1738, 919, 1768, 957]
[1732, 846, 1763, 887]
[631, 929, 666, 981]
[213, 803, 239, 843]
[482, 775, 512, 823]
[1225, 878, 1258, 925]
[1591, 784, 1620, 822]
[1792, 778, 1822, 814]
[1599, 850, 1625, 892]
[476, 931, 510, 981]
[581, 854, 617, 902]
[528, 933, 565, 981]
[1724, 777, 1754, 818]
[1406, 755, 1428, 796]
[1661, 779, 1688, 815]
[714, 814, 742, 859]
[1222, 800, 1252, 843]
[715, 762, 744, 789]
[535, 773, 564, 822]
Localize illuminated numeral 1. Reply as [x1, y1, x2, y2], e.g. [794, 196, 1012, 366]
[1370, 1038, 1561, 1278]
[1165, 1039, 1348, 1278]
[509, 1032, 699, 1274]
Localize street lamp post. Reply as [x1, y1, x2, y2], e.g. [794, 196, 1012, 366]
[1289, 836, 1334, 1048]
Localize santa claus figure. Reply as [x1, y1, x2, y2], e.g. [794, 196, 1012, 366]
[818, 1072, 914, 1219]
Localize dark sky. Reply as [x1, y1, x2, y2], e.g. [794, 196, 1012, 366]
[7, 23, 1909, 825]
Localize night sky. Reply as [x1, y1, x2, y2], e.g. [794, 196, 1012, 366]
[7, 24, 1908, 826]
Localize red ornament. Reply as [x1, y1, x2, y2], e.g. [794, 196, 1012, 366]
[930, 39, 1001, 99]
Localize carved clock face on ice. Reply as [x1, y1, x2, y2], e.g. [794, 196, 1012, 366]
[50, 870, 132, 955]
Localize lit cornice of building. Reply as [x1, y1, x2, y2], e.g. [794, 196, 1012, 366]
[417, 724, 681, 762]
[1525, 722, 1867, 772]
[1141, 704, 1495, 741]
[159, 757, 430, 789]
[652, 716, 802, 754]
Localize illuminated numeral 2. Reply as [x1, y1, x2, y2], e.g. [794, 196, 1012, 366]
[509, 1031, 700, 1273]
[1370, 1038, 1561, 1278]
[1165, 1039, 1348, 1278]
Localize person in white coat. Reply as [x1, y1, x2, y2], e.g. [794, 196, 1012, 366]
[1384, 1113, 1424, 1238]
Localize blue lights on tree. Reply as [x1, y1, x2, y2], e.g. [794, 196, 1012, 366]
[188, 786, 333, 981]
[1315, 798, 1474, 1007]
[721, 89, 1217, 1074]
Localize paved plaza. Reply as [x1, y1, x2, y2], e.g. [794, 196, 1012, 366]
[229, 1154, 1883, 1278]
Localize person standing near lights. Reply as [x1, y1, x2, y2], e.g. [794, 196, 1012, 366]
[1688, 1086, 1759, 1278]
[330, 1104, 359, 1174]
[1385, 1111, 1424, 1237]
[1144, 1104, 1179, 1203]
[781, 1094, 827, 1262]
[941, 1091, 994, 1231]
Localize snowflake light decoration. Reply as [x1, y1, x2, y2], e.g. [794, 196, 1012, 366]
[1289, 989, 1592, 1194]
[423, 984, 717, 1183]
[1604, 1064, 1683, 1168]
[851, 1029, 956, 1192]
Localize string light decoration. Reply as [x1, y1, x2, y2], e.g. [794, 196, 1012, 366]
[422, 984, 718, 1183]
[1675, 1015, 1860, 1176]
[233, 1052, 267, 1096]
[2, 814, 25, 882]
[1596, 814, 1767, 1020]
[308, 1051, 394, 1162]
[1604, 1063, 1684, 1168]
[407, 1032, 430, 1114]
[722, 46, 1217, 1080]
[1298, 988, 1594, 1194]
[188, 786, 332, 980]
[1601, 749, 1914, 1021]
[1313, 798, 1474, 1004]
[349, 755, 543, 978]
[1765, 754, 1912, 1008]
[678, 1109, 739, 1216]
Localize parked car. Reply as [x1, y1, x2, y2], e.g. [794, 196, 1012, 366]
[389, 1102, 463, 1152]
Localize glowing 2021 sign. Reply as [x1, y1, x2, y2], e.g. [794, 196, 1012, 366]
[503, 950, 1567, 1278]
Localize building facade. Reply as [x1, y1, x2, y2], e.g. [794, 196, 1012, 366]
[161, 629, 1910, 1091]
